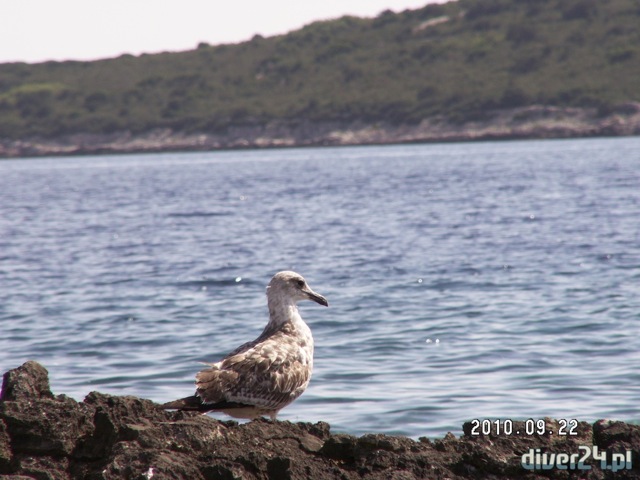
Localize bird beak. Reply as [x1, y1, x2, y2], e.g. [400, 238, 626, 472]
[304, 287, 328, 307]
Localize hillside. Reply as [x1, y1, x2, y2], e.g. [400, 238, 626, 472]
[1, 0, 640, 155]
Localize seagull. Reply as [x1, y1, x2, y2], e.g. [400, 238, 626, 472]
[162, 271, 328, 420]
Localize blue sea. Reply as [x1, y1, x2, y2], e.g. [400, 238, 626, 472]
[1, 137, 639, 439]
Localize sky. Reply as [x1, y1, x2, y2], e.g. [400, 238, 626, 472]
[1, 0, 448, 64]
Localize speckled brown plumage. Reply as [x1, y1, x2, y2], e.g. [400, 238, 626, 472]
[162, 271, 328, 420]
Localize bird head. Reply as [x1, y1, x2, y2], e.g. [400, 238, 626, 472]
[267, 271, 328, 307]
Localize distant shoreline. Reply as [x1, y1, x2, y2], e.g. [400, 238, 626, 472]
[2, 104, 639, 158]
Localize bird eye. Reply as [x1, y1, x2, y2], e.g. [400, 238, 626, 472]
[296, 279, 305, 288]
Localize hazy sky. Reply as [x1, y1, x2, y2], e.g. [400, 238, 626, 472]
[2, 1, 447, 64]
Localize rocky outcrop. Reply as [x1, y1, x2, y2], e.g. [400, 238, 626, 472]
[1, 361, 639, 479]
[1, 104, 639, 158]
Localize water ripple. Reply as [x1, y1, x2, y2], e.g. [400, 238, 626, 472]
[1, 138, 640, 438]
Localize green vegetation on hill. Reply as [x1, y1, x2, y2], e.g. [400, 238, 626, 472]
[0, 0, 639, 139]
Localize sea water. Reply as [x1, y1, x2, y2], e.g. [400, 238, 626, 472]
[1, 137, 639, 438]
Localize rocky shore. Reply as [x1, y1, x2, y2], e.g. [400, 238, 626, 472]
[1, 361, 639, 479]
[1, 104, 640, 158]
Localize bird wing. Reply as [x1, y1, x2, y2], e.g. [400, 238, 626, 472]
[195, 329, 311, 410]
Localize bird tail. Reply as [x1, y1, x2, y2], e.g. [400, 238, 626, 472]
[161, 396, 258, 415]
[161, 395, 207, 411]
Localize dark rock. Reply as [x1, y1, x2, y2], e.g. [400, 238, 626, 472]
[2, 361, 640, 479]
[320, 433, 358, 461]
[11, 455, 69, 480]
[593, 419, 640, 447]
[1, 361, 54, 401]
[593, 419, 640, 469]
[0, 419, 12, 472]
[0, 394, 93, 456]
[358, 433, 413, 453]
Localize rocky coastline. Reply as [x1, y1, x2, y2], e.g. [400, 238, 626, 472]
[1, 104, 640, 158]
[1, 361, 639, 479]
